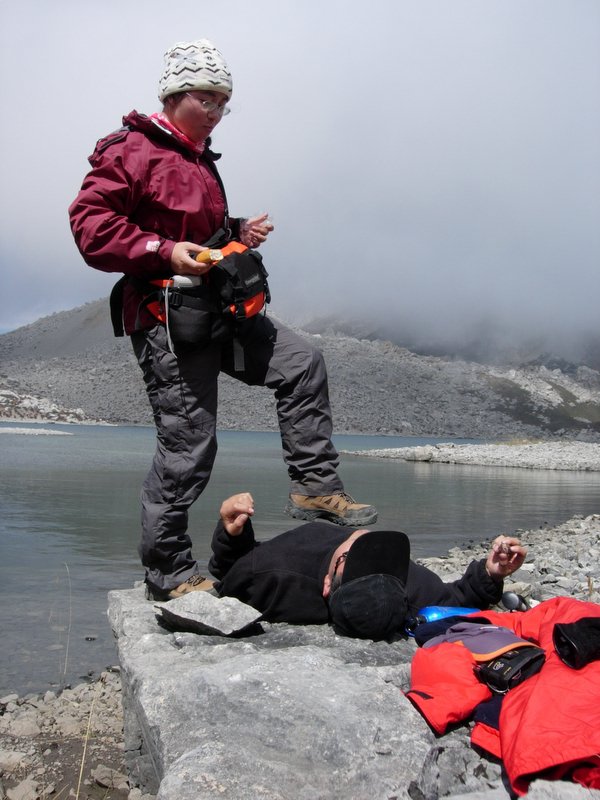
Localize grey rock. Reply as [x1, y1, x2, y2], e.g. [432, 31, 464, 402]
[445, 781, 600, 800]
[0, 752, 28, 774]
[414, 737, 505, 799]
[525, 781, 600, 799]
[5, 778, 39, 800]
[109, 586, 431, 799]
[444, 791, 511, 800]
[0, 715, 40, 739]
[91, 764, 130, 789]
[154, 592, 263, 636]
[0, 697, 18, 707]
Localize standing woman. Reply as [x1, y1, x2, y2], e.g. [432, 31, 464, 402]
[69, 39, 377, 602]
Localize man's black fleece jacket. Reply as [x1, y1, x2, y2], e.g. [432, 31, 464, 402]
[208, 520, 503, 625]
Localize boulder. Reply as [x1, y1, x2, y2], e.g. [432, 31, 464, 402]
[109, 587, 440, 799]
[108, 560, 600, 800]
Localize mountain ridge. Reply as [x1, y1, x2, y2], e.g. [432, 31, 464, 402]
[1, 298, 600, 440]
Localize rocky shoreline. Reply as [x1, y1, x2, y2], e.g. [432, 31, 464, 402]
[2, 512, 600, 799]
[345, 439, 600, 471]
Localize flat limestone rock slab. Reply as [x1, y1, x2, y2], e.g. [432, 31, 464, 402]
[108, 586, 431, 799]
[154, 591, 263, 636]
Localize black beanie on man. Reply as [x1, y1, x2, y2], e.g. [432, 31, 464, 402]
[328, 530, 410, 641]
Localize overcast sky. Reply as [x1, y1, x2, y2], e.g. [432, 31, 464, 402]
[1, 1, 599, 356]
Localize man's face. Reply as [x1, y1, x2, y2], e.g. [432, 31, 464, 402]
[322, 529, 369, 599]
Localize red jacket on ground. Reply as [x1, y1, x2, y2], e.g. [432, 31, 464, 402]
[406, 597, 600, 795]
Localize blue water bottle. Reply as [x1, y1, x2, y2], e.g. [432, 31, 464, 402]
[405, 605, 480, 635]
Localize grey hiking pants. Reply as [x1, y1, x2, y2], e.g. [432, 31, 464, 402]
[131, 315, 343, 593]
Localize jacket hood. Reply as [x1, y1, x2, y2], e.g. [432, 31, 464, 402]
[88, 110, 220, 166]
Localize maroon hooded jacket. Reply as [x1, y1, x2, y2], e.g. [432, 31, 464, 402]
[69, 110, 237, 334]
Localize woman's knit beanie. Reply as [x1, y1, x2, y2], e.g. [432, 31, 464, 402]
[158, 39, 232, 101]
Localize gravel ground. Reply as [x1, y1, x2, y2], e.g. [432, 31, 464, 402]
[0, 670, 155, 800]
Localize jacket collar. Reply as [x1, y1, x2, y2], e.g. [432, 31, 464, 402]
[122, 110, 222, 160]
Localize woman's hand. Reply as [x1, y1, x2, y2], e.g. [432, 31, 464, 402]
[240, 213, 274, 248]
[170, 241, 212, 275]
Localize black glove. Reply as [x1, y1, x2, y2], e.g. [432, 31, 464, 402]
[553, 617, 600, 670]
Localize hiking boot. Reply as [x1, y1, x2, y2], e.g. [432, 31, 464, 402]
[145, 574, 215, 602]
[285, 493, 378, 527]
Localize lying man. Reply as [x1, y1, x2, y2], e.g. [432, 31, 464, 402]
[207, 492, 527, 641]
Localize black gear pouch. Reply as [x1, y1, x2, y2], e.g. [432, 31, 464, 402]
[209, 250, 270, 319]
[475, 646, 545, 693]
[163, 289, 216, 344]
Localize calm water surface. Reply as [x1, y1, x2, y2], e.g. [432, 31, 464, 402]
[1, 422, 599, 695]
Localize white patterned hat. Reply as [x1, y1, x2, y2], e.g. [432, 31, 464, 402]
[158, 39, 233, 101]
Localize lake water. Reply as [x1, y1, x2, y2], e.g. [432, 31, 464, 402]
[1, 422, 600, 696]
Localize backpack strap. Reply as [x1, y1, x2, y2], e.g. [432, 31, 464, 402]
[202, 227, 232, 249]
[109, 276, 129, 337]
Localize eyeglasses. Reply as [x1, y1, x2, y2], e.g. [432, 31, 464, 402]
[185, 93, 230, 116]
[333, 551, 349, 577]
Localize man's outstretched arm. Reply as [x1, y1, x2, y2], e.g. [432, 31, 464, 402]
[407, 536, 527, 612]
[208, 492, 257, 580]
[443, 535, 527, 609]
